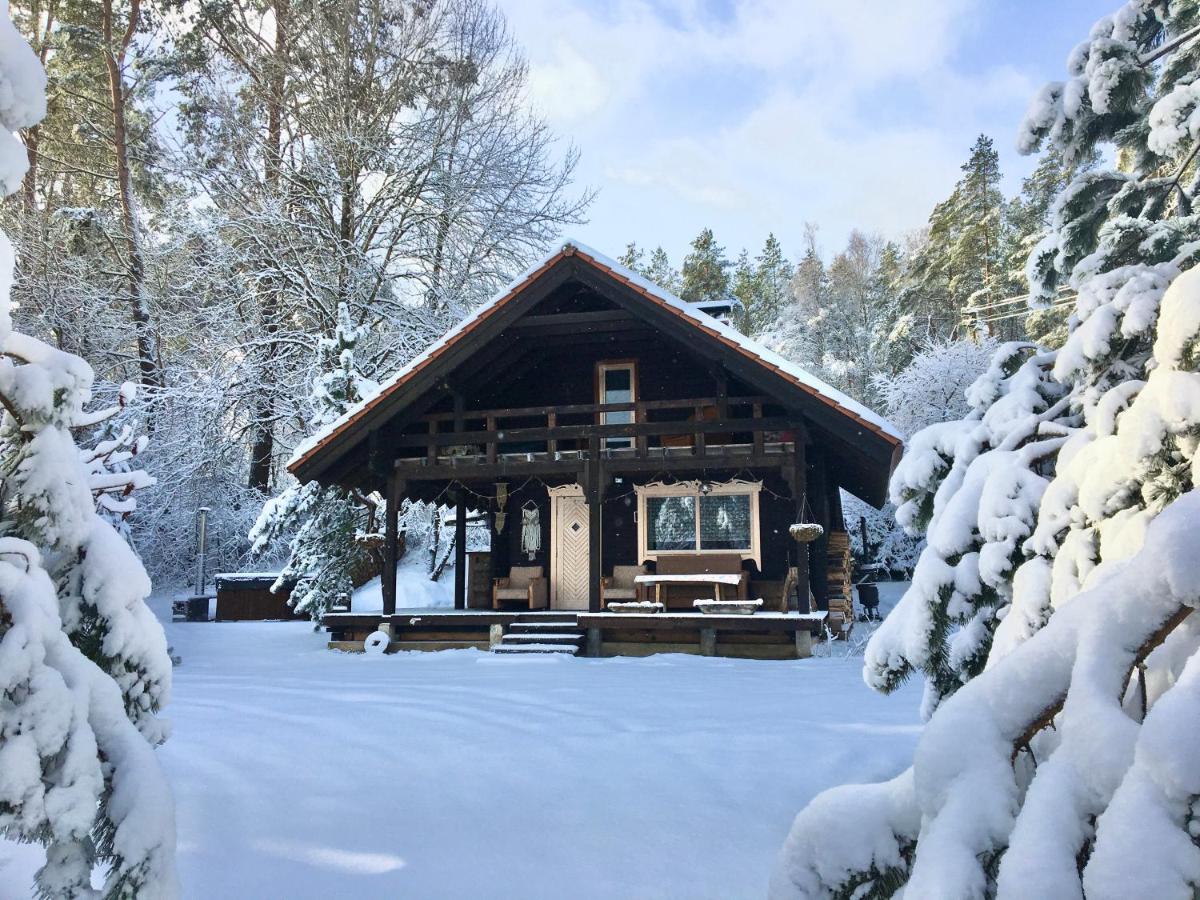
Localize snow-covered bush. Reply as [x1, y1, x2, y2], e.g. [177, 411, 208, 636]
[846, 338, 997, 577]
[250, 303, 381, 620]
[0, 5, 177, 894]
[872, 337, 997, 437]
[774, 3, 1200, 895]
[841, 492, 920, 578]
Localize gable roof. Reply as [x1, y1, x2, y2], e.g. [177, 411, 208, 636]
[287, 240, 903, 484]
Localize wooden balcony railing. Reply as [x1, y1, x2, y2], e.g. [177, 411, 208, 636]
[394, 396, 794, 465]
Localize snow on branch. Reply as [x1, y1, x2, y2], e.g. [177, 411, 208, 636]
[773, 491, 1200, 899]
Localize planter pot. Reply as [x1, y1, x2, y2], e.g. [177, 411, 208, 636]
[607, 601, 665, 614]
[693, 599, 763, 615]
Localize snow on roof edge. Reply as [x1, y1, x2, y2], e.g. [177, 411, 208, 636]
[287, 239, 902, 473]
[566, 241, 902, 442]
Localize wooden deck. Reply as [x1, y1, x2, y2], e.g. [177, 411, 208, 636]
[323, 609, 826, 659]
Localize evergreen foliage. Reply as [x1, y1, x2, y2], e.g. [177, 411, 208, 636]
[250, 304, 380, 621]
[904, 134, 1012, 339]
[775, 3, 1200, 896]
[0, 9, 177, 894]
[679, 227, 732, 304]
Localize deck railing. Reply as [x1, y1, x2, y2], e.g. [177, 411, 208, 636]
[394, 396, 794, 464]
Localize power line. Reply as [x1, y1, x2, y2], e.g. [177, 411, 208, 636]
[964, 299, 1075, 327]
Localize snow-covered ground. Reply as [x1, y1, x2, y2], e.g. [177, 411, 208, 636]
[351, 555, 456, 610]
[1, 584, 920, 899]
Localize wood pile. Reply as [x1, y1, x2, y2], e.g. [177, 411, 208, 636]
[825, 531, 853, 639]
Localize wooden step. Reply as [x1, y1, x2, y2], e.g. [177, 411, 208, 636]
[492, 642, 579, 655]
[500, 632, 583, 645]
[507, 621, 584, 635]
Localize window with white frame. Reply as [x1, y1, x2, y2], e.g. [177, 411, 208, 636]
[597, 360, 636, 449]
[635, 480, 761, 568]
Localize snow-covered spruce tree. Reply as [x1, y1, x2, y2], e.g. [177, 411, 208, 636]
[250, 303, 381, 621]
[80, 381, 151, 541]
[773, 2, 1200, 897]
[868, 342, 1069, 715]
[0, 6, 177, 895]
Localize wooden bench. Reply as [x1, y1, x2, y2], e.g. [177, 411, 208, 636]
[639, 554, 749, 609]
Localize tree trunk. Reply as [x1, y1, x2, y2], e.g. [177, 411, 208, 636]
[21, 0, 56, 211]
[101, 0, 163, 392]
[247, 0, 289, 492]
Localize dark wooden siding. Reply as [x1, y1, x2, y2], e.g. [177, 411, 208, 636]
[215, 576, 304, 621]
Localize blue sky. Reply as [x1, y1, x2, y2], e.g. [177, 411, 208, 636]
[500, 0, 1109, 265]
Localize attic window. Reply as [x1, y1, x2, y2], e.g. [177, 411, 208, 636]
[597, 360, 637, 449]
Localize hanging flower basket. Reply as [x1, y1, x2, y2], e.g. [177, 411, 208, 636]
[789, 523, 824, 544]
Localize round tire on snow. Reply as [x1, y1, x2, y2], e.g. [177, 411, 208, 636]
[363, 630, 390, 655]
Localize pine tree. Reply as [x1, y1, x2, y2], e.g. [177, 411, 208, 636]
[953, 135, 1007, 327]
[867, 343, 1067, 714]
[746, 233, 791, 335]
[761, 224, 828, 383]
[1004, 148, 1099, 346]
[0, 10, 177, 894]
[643, 246, 680, 293]
[679, 227, 731, 303]
[905, 135, 1011, 339]
[617, 241, 643, 272]
[250, 303, 382, 620]
[775, 3, 1200, 896]
[730, 249, 757, 333]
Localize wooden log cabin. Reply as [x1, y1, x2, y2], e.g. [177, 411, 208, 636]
[287, 241, 903, 658]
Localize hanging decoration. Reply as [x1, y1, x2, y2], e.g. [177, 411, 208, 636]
[789, 523, 824, 544]
[789, 491, 823, 544]
[494, 481, 509, 534]
[520, 500, 541, 560]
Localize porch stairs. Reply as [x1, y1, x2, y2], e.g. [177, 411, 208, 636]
[491, 614, 585, 656]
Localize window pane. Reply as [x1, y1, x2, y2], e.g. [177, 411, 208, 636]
[603, 368, 631, 401]
[647, 495, 696, 550]
[699, 494, 751, 550]
[602, 366, 634, 447]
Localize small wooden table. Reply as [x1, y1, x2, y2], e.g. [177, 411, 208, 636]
[634, 573, 744, 604]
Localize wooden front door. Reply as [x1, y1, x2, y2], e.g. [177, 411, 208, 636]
[548, 484, 590, 609]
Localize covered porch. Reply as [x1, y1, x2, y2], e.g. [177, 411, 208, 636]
[373, 392, 839, 617]
[323, 608, 828, 660]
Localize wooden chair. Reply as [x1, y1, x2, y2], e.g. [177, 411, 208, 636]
[492, 566, 548, 609]
[600, 565, 647, 608]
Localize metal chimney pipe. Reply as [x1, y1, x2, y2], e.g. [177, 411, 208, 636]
[194, 506, 210, 596]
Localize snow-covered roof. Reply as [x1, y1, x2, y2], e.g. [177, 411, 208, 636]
[288, 240, 902, 475]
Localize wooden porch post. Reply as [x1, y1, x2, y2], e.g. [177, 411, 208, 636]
[808, 447, 831, 612]
[792, 442, 810, 614]
[382, 476, 404, 619]
[588, 490, 603, 613]
[586, 440, 604, 613]
[454, 487, 467, 610]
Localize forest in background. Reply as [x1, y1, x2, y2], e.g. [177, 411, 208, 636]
[3, 0, 1084, 582]
[618, 136, 1092, 570]
[4, 0, 591, 580]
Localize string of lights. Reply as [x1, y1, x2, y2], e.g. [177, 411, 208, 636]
[420, 467, 808, 513]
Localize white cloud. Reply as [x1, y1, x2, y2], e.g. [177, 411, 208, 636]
[502, 0, 1043, 259]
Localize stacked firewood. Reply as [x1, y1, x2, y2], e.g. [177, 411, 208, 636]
[825, 531, 854, 639]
